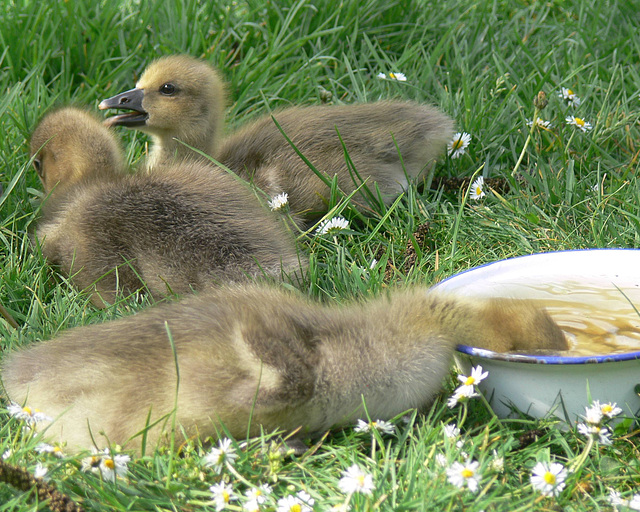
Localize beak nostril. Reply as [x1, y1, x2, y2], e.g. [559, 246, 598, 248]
[119, 97, 130, 105]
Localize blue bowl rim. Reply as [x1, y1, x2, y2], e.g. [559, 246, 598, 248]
[441, 248, 640, 365]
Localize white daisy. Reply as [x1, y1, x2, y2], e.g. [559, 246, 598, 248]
[354, 419, 371, 433]
[388, 72, 407, 81]
[435, 453, 448, 467]
[443, 423, 460, 439]
[447, 385, 479, 408]
[354, 419, 396, 435]
[7, 402, 52, 426]
[2, 450, 12, 460]
[565, 116, 592, 132]
[35, 443, 65, 458]
[608, 488, 626, 507]
[99, 449, 131, 482]
[80, 449, 103, 475]
[377, 72, 407, 82]
[490, 450, 505, 473]
[81, 448, 130, 482]
[526, 118, 552, 129]
[244, 499, 261, 512]
[276, 492, 314, 512]
[203, 438, 238, 473]
[577, 423, 612, 445]
[457, 365, 489, 388]
[558, 87, 581, 107]
[446, 460, 482, 492]
[608, 489, 640, 511]
[316, 216, 349, 236]
[245, 484, 273, 504]
[268, 192, 289, 211]
[448, 132, 472, 159]
[530, 461, 567, 497]
[210, 482, 237, 511]
[629, 494, 640, 511]
[582, 404, 604, 425]
[33, 463, 49, 481]
[297, 491, 315, 507]
[469, 176, 486, 200]
[338, 464, 375, 495]
[593, 400, 623, 419]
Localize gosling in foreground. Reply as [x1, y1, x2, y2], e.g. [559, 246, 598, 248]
[1, 284, 568, 453]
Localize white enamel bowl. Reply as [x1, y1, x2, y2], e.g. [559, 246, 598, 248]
[435, 249, 640, 423]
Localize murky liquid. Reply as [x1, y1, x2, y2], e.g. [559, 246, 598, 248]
[523, 281, 640, 356]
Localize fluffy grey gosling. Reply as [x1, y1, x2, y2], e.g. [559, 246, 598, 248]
[1, 284, 568, 453]
[32, 107, 304, 307]
[99, 55, 454, 225]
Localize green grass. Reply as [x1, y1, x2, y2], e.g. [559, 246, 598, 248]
[1, 0, 640, 510]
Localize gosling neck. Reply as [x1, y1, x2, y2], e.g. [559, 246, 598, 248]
[146, 131, 218, 170]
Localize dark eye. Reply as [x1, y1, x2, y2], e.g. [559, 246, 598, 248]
[33, 158, 43, 177]
[160, 83, 176, 96]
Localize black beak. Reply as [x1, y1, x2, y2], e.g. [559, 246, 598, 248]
[99, 88, 148, 127]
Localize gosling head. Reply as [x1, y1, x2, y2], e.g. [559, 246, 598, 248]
[99, 55, 226, 168]
[30, 107, 125, 195]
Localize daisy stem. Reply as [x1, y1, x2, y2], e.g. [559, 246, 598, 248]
[225, 459, 253, 488]
[450, 164, 484, 265]
[477, 390, 503, 429]
[371, 435, 377, 460]
[565, 128, 577, 156]
[458, 402, 469, 429]
[569, 435, 595, 473]
[511, 107, 540, 177]
[476, 474, 499, 500]
[343, 492, 354, 511]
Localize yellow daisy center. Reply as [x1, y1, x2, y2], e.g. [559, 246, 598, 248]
[602, 405, 612, 413]
[23, 406, 33, 415]
[543, 472, 556, 485]
[461, 468, 474, 478]
[567, 88, 574, 96]
[452, 138, 464, 150]
[389, 73, 397, 79]
[574, 117, 585, 127]
[223, 491, 230, 503]
[291, 505, 302, 512]
[464, 376, 476, 386]
[358, 475, 366, 486]
[104, 459, 115, 470]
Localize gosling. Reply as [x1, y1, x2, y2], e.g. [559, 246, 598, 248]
[31, 107, 126, 194]
[32, 107, 304, 307]
[99, 55, 454, 225]
[1, 284, 568, 453]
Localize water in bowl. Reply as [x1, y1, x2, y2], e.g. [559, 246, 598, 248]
[519, 281, 640, 356]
